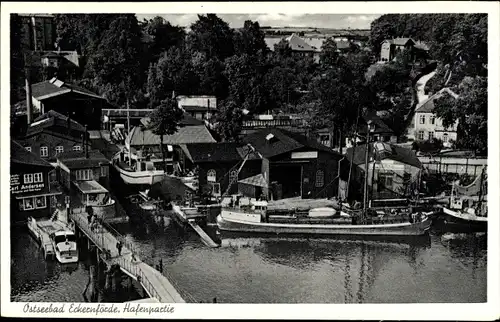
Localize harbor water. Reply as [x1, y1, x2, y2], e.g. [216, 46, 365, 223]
[11, 217, 487, 303]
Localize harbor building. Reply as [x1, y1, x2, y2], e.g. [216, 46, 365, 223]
[56, 149, 116, 220]
[342, 142, 422, 201]
[124, 116, 216, 174]
[177, 95, 218, 121]
[179, 142, 262, 197]
[14, 77, 109, 130]
[10, 140, 63, 225]
[243, 128, 344, 200]
[14, 110, 90, 162]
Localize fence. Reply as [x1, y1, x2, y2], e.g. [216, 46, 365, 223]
[70, 209, 195, 303]
[419, 156, 487, 176]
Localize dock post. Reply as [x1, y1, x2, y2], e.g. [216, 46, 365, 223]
[89, 265, 98, 302]
[112, 265, 122, 293]
[104, 268, 113, 292]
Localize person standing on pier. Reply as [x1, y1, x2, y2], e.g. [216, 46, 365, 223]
[116, 241, 123, 256]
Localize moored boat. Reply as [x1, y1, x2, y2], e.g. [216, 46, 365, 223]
[436, 167, 487, 232]
[27, 212, 79, 264]
[217, 200, 432, 236]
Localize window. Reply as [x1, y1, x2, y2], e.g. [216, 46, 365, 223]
[443, 133, 449, 143]
[379, 173, 394, 189]
[419, 115, 425, 124]
[229, 170, 238, 184]
[23, 198, 34, 210]
[55, 146, 64, 155]
[25, 146, 32, 152]
[35, 196, 47, 209]
[40, 146, 48, 157]
[417, 130, 425, 140]
[23, 174, 34, 184]
[207, 169, 216, 183]
[33, 172, 43, 183]
[428, 131, 434, 140]
[73, 145, 82, 151]
[76, 169, 93, 181]
[315, 170, 325, 188]
[430, 116, 436, 125]
[100, 165, 107, 177]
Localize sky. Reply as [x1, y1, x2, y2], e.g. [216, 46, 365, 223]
[135, 14, 381, 29]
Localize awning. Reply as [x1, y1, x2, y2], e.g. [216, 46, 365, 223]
[179, 144, 193, 163]
[73, 180, 109, 194]
[238, 174, 268, 188]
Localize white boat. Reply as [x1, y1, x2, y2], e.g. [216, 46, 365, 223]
[27, 214, 79, 264]
[112, 151, 165, 185]
[50, 230, 79, 264]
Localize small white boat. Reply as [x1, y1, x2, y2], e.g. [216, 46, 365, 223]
[50, 230, 79, 264]
[27, 215, 79, 264]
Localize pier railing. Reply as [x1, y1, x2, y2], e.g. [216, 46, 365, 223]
[70, 209, 191, 303]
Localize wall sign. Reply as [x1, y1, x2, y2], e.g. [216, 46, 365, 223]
[11, 174, 45, 194]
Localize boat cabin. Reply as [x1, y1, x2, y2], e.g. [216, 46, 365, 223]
[50, 230, 76, 244]
[73, 180, 112, 207]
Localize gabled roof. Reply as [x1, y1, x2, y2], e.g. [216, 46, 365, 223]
[383, 38, 415, 46]
[345, 142, 421, 169]
[11, 140, 53, 168]
[57, 150, 109, 169]
[127, 124, 216, 147]
[285, 34, 316, 52]
[358, 111, 395, 135]
[28, 110, 86, 136]
[30, 78, 104, 101]
[243, 128, 339, 159]
[415, 87, 459, 113]
[180, 142, 261, 163]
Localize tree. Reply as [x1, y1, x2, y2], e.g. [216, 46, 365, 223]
[434, 76, 487, 155]
[233, 20, 268, 56]
[83, 15, 145, 107]
[147, 98, 184, 170]
[216, 96, 244, 142]
[187, 14, 235, 61]
[147, 46, 200, 108]
[10, 14, 25, 104]
[142, 16, 186, 62]
[319, 37, 339, 69]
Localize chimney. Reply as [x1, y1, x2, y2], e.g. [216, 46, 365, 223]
[84, 124, 89, 158]
[25, 66, 33, 125]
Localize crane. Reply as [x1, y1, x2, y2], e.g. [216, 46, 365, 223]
[222, 143, 260, 197]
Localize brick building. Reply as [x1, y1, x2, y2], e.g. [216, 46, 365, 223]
[10, 140, 63, 225]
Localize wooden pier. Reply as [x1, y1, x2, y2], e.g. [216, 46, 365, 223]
[171, 204, 220, 248]
[69, 208, 185, 303]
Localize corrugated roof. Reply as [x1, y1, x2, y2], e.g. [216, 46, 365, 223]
[58, 150, 109, 169]
[345, 143, 421, 169]
[243, 128, 338, 159]
[11, 140, 54, 167]
[127, 125, 216, 147]
[29, 78, 104, 101]
[181, 143, 243, 163]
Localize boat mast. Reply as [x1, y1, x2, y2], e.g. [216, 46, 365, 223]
[363, 120, 373, 219]
[476, 166, 485, 214]
[127, 97, 131, 167]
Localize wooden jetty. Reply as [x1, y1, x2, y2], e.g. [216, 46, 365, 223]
[171, 204, 220, 248]
[69, 208, 185, 303]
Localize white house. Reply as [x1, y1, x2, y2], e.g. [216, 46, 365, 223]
[177, 95, 217, 121]
[407, 88, 459, 148]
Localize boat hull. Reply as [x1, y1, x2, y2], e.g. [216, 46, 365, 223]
[113, 164, 165, 185]
[433, 208, 487, 232]
[216, 213, 432, 237]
